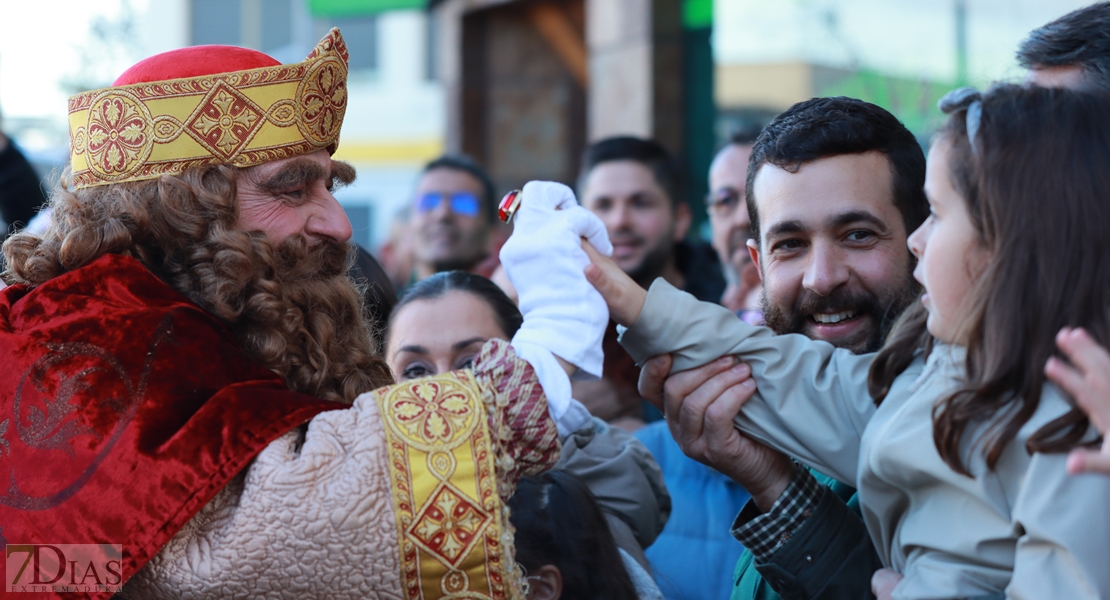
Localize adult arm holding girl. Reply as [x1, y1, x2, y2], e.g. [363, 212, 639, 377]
[584, 84, 1110, 599]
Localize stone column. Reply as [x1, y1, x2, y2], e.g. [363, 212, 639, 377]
[586, 0, 683, 156]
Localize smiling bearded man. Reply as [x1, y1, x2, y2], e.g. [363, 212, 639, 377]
[0, 31, 580, 600]
[747, 98, 926, 354]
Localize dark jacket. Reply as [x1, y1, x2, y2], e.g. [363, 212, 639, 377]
[730, 471, 1006, 600]
[731, 470, 877, 600]
[0, 139, 48, 238]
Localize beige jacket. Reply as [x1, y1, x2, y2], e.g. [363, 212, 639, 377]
[620, 281, 1110, 600]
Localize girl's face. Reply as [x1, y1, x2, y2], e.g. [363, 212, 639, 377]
[386, 290, 509, 381]
[907, 139, 990, 344]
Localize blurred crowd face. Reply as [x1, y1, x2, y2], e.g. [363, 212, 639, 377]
[412, 167, 491, 275]
[707, 143, 755, 269]
[236, 150, 353, 244]
[386, 290, 506, 381]
[581, 160, 690, 285]
[708, 143, 761, 311]
[750, 151, 916, 353]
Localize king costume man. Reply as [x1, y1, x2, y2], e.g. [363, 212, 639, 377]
[0, 30, 596, 600]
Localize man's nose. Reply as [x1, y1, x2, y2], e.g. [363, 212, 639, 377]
[802, 242, 850, 296]
[307, 190, 353, 243]
[429, 194, 456, 220]
[607, 203, 633, 232]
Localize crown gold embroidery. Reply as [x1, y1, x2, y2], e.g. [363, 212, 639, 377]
[67, 29, 349, 189]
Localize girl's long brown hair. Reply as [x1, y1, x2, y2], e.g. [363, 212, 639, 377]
[868, 84, 1108, 475]
[2, 164, 393, 404]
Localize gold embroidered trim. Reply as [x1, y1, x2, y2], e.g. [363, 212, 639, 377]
[376, 372, 523, 599]
[67, 29, 348, 189]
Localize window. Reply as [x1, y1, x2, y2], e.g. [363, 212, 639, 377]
[261, 0, 294, 54]
[190, 0, 242, 46]
[318, 16, 378, 71]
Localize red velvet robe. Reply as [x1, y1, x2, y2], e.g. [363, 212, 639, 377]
[0, 254, 343, 599]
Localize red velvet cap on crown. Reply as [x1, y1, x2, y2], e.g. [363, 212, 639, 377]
[68, 29, 350, 189]
[113, 45, 282, 86]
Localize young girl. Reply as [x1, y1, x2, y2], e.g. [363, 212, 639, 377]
[579, 84, 1110, 598]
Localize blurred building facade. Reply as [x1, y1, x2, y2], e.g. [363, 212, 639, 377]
[429, 0, 718, 228]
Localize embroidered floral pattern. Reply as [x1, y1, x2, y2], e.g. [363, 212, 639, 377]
[188, 85, 262, 159]
[409, 484, 491, 566]
[384, 379, 478, 451]
[67, 28, 348, 189]
[297, 57, 347, 145]
[85, 91, 152, 179]
[376, 340, 558, 600]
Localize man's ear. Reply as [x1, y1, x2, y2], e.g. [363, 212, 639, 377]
[747, 238, 764, 283]
[526, 564, 562, 600]
[673, 202, 692, 241]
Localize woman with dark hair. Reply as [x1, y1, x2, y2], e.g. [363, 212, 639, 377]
[387, 270, 523, 380]
[509, 471, 639, 600]
[385, 269, 669, 600]
[584, 84, 1110, 598]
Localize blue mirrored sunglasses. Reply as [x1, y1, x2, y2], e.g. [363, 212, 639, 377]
[415, 192, 481, 217]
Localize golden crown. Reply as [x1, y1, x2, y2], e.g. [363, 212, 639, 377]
[67, 29, 349, 189]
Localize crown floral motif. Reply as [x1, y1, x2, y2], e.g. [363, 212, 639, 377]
[67, 29, 350, 189]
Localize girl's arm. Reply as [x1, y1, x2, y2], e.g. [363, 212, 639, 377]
[1007, 447, 1110, 598]
[617, 277, 878, 485]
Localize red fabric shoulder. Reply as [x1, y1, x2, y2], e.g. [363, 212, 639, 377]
[0, 254, 343, 599]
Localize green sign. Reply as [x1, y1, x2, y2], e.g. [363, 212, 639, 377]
[309, 0, 425, 17]
[683, 0, 712, 29]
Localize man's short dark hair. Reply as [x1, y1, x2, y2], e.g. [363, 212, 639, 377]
[1017, 2, 1110, 91]
[581, 136, 681, 205]
[745, 96, 928, 244]
[729, 122, 765, 146]
[422, 154, 497, 223]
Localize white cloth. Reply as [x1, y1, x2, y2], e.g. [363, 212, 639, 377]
[501, 180, 613, 436]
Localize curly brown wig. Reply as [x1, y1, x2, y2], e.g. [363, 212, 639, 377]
[2, 164, 393, 404]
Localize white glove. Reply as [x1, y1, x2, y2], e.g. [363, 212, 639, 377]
[501, 181, 613, 435]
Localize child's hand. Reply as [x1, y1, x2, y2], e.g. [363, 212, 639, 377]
[582, 240, 646, 327]
[1045, 327, 1110, 475]
[871, 569, 902, 600]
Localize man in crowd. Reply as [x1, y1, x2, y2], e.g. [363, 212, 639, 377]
[573, 136, 724, 431]
[640, 96, 928, 599]
[581, 136, 724, 302]
[410, 154, 505, 283]
[631, 126, 770, 600]
[708, 125, 764, 319]
[1019, 1, 1110, 91]
[640, 2, 1110, 598]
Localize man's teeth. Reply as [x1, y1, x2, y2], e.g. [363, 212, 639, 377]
[813, 311, 856, 324]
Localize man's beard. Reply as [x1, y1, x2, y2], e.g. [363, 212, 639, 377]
[618, 231, 675, 287]
[194, 234, 393, 404]
[273, 234, 350, 282]
[424, 224, 488, 273]
[761, 272, 920, 354]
